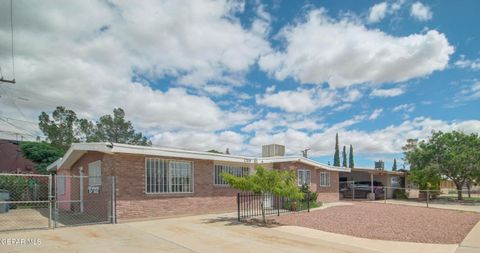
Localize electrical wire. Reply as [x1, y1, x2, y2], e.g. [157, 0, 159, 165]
[10, 0, 15, 81]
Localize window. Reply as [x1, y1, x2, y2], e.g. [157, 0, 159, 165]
[57, 175, 65, 195]
[297, 169, 311, 186]
[88, 161, 102, 186]
[320, 172, 330, 187]
[145, 158, 193, 193]
[214, 164, 249, 186]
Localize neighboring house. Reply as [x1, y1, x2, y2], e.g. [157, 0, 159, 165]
[47, 143, 349, 221]
[0, 139, 36, 174]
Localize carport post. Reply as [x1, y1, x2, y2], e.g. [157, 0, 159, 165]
[370, 173, 374, 194]
[384, 187, 387, 204]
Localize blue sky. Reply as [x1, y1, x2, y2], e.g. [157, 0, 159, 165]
[0, 0, 479, 170]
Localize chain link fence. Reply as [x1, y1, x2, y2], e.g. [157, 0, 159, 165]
[340, 180, 480, 207]
[0, 174, 52, 231]
[0, 173, 115, 232]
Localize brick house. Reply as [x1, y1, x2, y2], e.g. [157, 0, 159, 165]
[0, 139, 36, 174]
[47, 143, 349, 221]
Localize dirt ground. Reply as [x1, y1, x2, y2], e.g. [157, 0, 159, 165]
[274, 202, 480, 244]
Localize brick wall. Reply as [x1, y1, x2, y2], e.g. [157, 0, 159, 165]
[63, 152, 341, 221]
[108, 154, 240, 221]
[273, 162, 340, 202]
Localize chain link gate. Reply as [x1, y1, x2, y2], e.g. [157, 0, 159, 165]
[0, 173, 115, 232]
[54, 175, 115, 228]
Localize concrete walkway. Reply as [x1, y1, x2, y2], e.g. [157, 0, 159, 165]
[274, 226, 458, 253]
[456, 221, 480, 253]
[374, 200, 480, 213]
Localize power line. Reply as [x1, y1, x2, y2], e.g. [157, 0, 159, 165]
[10, 0, 15, 81]
[0, 0, 15, 84]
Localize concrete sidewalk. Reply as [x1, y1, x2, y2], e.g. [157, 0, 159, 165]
[456, 221, 480, 253]
[273, 226, 457, 253]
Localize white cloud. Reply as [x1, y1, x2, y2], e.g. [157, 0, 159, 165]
[454, 55, 480, 71]
[410, 2, 432, 21]
[259, 9, 453, 88]
[0, 0, 265, 137]
[250, 117, 480, 156]
[392, 103, 415, 112]
[368, 2, 388, 23]
[370, 87, 405, 97]
[454, 81, 480, 103]
[256, 88, 338, 113]
[151, 130, 248, 154]
[369, 109, 383, 120]
[242, 113, 324, 133]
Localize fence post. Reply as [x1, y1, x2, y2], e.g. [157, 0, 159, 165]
[277, 196, 280, 216]
[237, 192, 240, 222]
[352, 181, 355, 201]
[384, 187, 387, 204]
[48, 174, 52, 229]
[426, 190, 429, 208]
[307, 192, 310, 212]
[111, 176, 117, 224]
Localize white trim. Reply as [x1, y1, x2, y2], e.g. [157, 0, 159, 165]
[213, 162, 249, 187]
[49, 142, 351, 173]
[144, 157, 194, 194]
[297, 169, 311, 186]
[320, 171, 331, 187]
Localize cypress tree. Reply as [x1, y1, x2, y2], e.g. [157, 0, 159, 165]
[349, 144, 355, 168]
[392, 158, 397, 171]
[333, 133, 340, 166]
[342, 145, 347, 167]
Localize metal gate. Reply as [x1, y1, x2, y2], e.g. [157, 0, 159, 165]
[0, 173, 115, 232]
[54, 175, 115, 228]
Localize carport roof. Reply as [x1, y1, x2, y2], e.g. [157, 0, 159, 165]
[351, 167, 406, 176]
[47, 142, 350, 173]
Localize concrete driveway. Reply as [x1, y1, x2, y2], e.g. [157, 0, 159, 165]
[0, 212, 460, 253]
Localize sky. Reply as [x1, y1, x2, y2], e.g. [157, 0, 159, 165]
[0, 0, 479, 170]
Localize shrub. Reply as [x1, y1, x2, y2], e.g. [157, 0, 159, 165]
[393, 189, 408, 199]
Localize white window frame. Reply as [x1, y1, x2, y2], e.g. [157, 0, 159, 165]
[320, 171, 331, 187]
[57, 175, 66, 195]
[213, 164, 249, 186]
[145, 158, 194, 194]
[297, 169, 311, 186]
[88, 160, 102, 187]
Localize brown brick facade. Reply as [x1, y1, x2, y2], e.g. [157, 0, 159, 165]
[273, 162, 340, 202]
[63, 152, 340, 221]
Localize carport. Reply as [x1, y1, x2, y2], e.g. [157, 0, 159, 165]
[339, 168, 406, 198]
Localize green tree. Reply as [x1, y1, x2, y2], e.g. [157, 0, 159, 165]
[348, 144, 355, 168]
[222, 166, 303, 223]
[81, 108, 151, 146]
[39, 106, 80, 150]
[403, 131, 480, 200]
[20, 142, 65, 174]
[333, 133, 340, 166]
[342, 145, 347, 167]
[392, 158, 397, 171]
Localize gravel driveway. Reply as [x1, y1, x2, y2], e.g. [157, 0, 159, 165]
[274, 202, 480, 244]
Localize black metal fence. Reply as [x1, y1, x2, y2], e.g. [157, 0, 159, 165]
[237, 192, 310, 221]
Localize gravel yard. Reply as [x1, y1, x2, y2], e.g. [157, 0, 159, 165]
[274, 202, 480, 244]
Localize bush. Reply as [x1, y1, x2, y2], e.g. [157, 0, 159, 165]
[300, 184, 318, 202]
[282, 199, 321, 211]
[393, 189, 408, 199]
